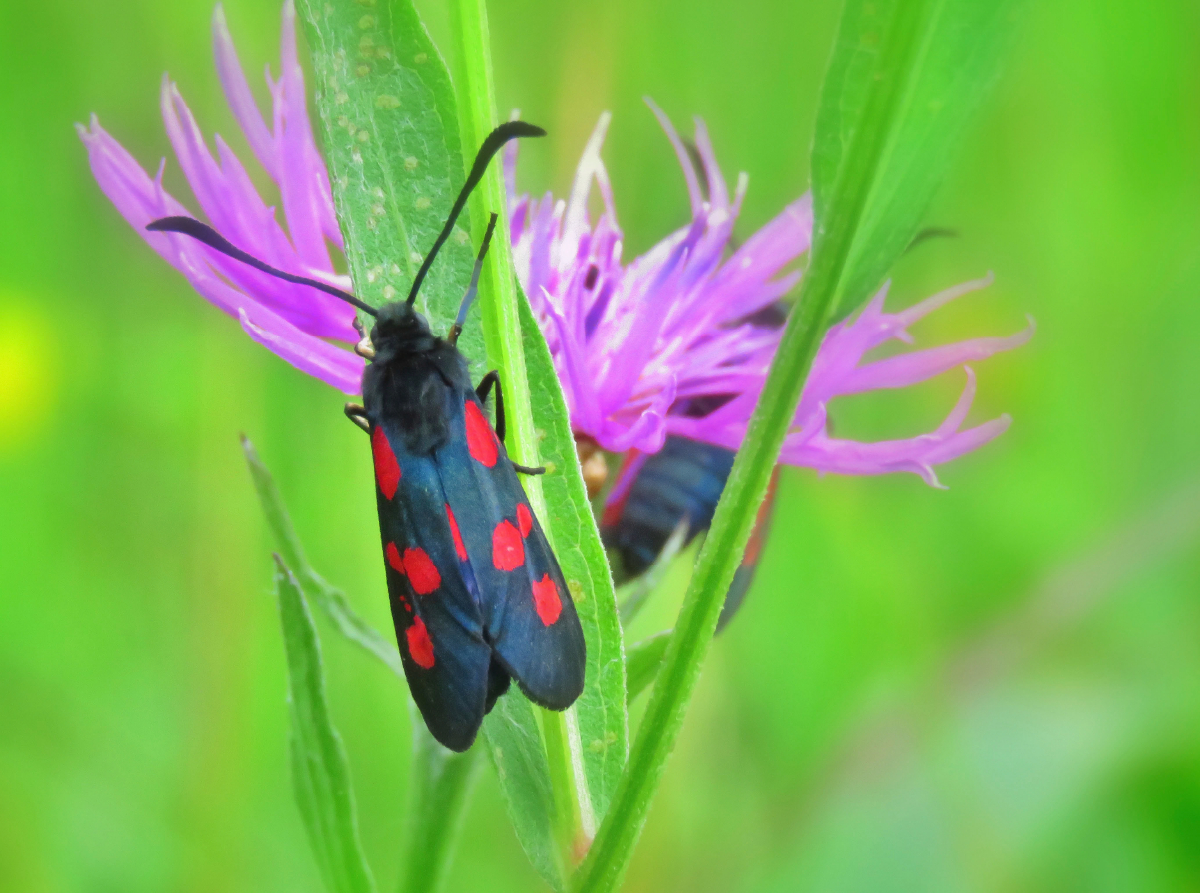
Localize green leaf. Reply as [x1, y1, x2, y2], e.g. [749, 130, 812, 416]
[813, 0, 1025, 318]
[519, 294, 629, 826]
[243, 435, 403, 680]
[483, 693, 566, 892]
[450, 0, 628, 871]
[573, 2, 1023, 891]
[398, 712, 482, 893]
[246, 438, 479, 893]
[519, 293, 629, 807]
[625, 633, 671, 704]
[294, 0, 483, 362]
[274, 555, 375, 893]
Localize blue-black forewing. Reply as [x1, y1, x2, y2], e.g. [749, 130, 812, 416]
[371, 422, 491, 752]
[434, 388, 586, 710]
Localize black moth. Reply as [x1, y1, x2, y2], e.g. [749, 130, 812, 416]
[149, 122, 586, 751]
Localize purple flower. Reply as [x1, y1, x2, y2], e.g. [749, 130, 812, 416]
[507, 104, 1033, 485]
[80, 0, 1030, 487]
[78, 1, 365, 394]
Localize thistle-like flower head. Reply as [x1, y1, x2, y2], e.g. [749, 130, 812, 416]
[78, 1, 365, 394]
[508, 105, 1032, 485]
[80, 3, 1030, 486]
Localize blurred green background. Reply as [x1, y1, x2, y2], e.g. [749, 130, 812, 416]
[2, 0, 1199, 890]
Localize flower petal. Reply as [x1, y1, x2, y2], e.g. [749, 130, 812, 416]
[506, 110, 1028, 483]
[238, 307, 364, 394]
[212, 4, 277, 179]
[842, 320, 1034, 395]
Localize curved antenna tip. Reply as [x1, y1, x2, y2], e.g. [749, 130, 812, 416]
[146, 216, 378, 318]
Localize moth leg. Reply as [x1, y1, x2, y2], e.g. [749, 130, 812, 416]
[476, 371, 545, 473]
[512, 463, 546, 476]
[475, 370, 504, 442]
[352, 316, 375, 360]
[344, 402, 371, 434]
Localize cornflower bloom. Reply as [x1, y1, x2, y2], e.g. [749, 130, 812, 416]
[507, 104, 1032, 486]
[80, 2, 1030, 488]
[78, 1, 363, 394]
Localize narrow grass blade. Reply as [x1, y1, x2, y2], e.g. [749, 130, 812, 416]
[813, 0, 1026, 318]
[243, 435, 403, 679]
[625, 633, 671, 705]
[274, 555, 375, 893]
[617, 520, 690, 628]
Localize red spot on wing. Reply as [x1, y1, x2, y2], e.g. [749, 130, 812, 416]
[385, 542, 403, 573]
[406, 617, 435, 668]
[517, 503, 533, 538]
[532, 574, 562, 626]
[385, 544, 415, 613]
[492, 520, 524, 571]
[446, 504, 469, 561]
[464, 400, 498, 467]
[372, 426, 401, 499]
[403, 547, 441, 595]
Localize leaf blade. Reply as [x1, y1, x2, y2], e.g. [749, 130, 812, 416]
[243, 435, 403, 679]
[814, 0, 1025, 317]
[274, 555, 375, 893]
[519, 294, 629, 827]
[625, 632, 671, 705]
[483, 693, 567, 892]
[398, 714, 482, 893]
[294, 0, 482, 360]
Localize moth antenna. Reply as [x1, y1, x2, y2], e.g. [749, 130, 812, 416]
[146, 216, 379, 317]
[407, 121, 545, 307]
[448, 212, 499, 346]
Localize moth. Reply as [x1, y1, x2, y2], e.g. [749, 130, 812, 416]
[149, 122, 586, 751]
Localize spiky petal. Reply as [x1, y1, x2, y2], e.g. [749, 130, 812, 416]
[78, 1, 364, 394]
[508, 105, 1032, 484]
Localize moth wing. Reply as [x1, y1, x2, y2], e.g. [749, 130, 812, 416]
[435, 391, 586, 710]
[372, 422, 491, 752]
[715, 467, 778, 632]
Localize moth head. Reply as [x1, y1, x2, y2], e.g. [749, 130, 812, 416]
[369, 301, 432, 358]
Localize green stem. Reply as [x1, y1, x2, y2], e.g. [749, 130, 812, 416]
[571, 3, 934, 891]
[398, 718, 482, 893]
[448, 0, 587, 868]
[540, 701, 585, 858]
[447, 0, 536, 471]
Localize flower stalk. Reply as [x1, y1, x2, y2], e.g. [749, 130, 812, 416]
[572, 2, 937, 890]
[448, 0, 590, 870]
